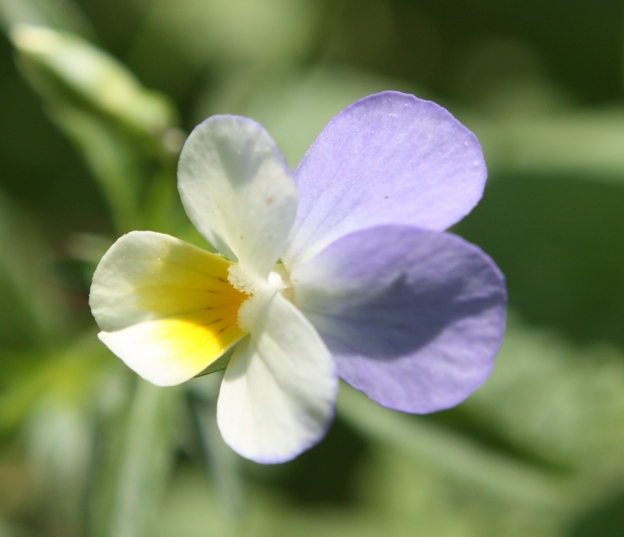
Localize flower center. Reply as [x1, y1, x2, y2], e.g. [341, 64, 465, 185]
[227, 263, 293, 331]
[267, 264, 294, 303]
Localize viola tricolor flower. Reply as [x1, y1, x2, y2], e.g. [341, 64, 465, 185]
[90, 91, 506, 463]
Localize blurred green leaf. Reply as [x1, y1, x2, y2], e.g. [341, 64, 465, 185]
[0, 331, 112, 434]
[356, 446, 565, 537]
[338, 384, 572, 510]
[461, 319, 624, 476]
[188, 375, 246, 530]
[89, 380, 180, 537]
[26, 398, 94, 535]
[125, 0, 324, 103]
[44, 101, 144, 232]
[0, 190, 69, 349]
[0, 0, 93, 37]
[455, 176, 624, 346]
[153, 438, 569, 537]
[12, 25, 178, 142]
[9, 25, 183, 234]
[199, 65, 417, 167]
[152, 467, 238, 537]
[466, 109, 624, 183]
[154, 465, 390, 537]
[0, 518, 26, 537]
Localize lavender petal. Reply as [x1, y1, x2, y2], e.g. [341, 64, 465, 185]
[283, 91, 487, 269]
[291, 225, 507, 413]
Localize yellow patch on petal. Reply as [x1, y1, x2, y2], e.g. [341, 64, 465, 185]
[132, 242, 246, 317]
[147, 298, 247, 364]
[94, 235, 251, 385]
[100, 307, 246, 385]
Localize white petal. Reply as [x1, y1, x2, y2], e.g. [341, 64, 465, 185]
[98, 316, 244, 386]
[90, 231, 247, 385]
[216, 293, 337, 463]
[178, 116, 298, 277]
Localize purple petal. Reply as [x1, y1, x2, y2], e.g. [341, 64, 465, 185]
[282, 91, 487, 269]
[290, 225, 506, 413]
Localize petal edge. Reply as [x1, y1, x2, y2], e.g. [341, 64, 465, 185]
[283, 91, 487, 269]
[90, 231, 247, 386]
[292, 225, 506, 413]
[178, 115, 298, 277]
[217, 293, 337, 463]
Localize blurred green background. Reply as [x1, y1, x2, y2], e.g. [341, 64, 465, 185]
[1, 0, 624, 536]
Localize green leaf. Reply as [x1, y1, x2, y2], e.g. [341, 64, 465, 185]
[0, 0, 94, 37]
[0, 331, 112, 434]
[12, 25, 178, 143]
[0, 190, 70, 349]
[89, 380, 181, 537]
[10, 25, 183, 234]
[44, 102, 144, 232]
[188, 375, 246, 530]
[465, 109, 624, 184]
[0, 517, 27, 537]
[454, 177, 624, 346]
[25, 398, 94, 534]
[130, 0, 320, 69]
[357, 446, 566, 537]
[338, 384, 573, 510]
[461, 319, 624, 476]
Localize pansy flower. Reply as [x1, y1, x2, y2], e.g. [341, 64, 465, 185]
[90, 91, 506, 463]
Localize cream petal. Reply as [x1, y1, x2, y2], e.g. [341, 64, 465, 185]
[178, 116, 298, 278]
[216, 293, 337, 463]
[90, 231, 247, 385]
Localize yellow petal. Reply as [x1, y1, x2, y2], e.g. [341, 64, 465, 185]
[90, 231, 248, 385]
